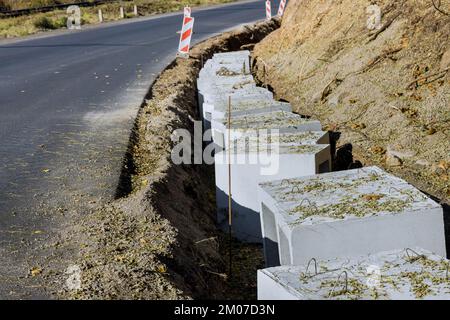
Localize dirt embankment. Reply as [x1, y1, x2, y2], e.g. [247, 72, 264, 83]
[253, 0, 449, 203]
[62, 19, 279, 300]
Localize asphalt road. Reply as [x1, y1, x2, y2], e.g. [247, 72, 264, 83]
[0, 0, 280, 299]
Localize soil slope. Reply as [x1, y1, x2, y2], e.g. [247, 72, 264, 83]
[254, 0, 449, 203]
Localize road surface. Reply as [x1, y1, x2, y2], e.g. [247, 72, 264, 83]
[0, 0, 280, 299]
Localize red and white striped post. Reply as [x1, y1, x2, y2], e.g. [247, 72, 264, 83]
[178, 15, 195, 57]
[265, 0, 272, 20]
[278, 0, 287, 17]
[184, 6, 191, 17]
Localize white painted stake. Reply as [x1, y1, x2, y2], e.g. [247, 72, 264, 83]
[178, 15, 195, 57]
[266, 0, 272, 20]
[98, 9, 103, 23]
[120, 7, 125, 19]
[134, 5, 138, 16]
[278, 0, 287, 17]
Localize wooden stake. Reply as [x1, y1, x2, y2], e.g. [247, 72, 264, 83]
[263, 64, 267, 88]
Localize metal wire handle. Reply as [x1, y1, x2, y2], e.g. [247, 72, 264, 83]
[330, 271, 348, 296]
[298, 198, 313, 206]
[298, 198, 320, 217]
[446, 262, 449, 280]
[299, 198, 319, 209]
[405, 248, 425, 262]
[389, 187, 415, 202]
[356, 167, 376, 177]
[306, 258, 318, 277]
[338, 271, 348, 292]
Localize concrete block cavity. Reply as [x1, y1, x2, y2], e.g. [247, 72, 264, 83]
[201, 91, 277, 132]
[202, 89, 273, 121]
[212, 101, 292, 120]
[211, 111, 323, 149]
[203, 102, 292, 136]
[198, 74, 255, 93]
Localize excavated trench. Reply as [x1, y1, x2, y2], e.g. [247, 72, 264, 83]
[66, 10, 449, 299]
[63, 19, 280, 300]
[68, 11, 449, 299]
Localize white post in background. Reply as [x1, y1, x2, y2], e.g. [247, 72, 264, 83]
[120, 7, 125, 19]
[98, 9, 103, 23]
[278, 0, 287, 17]
[184, 6, 191, 17]
[265, 0, 272, 20]
[133, 5, 138, 16]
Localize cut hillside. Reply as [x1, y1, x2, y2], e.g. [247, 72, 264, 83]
[253, 0, 449, 203]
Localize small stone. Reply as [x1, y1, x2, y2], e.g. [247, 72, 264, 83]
[416, 159, 429, 167]
[432, 161, 449, 175]
[350, 122, 366, 130]
[438, 160, 449, 171]
[386, 146, 415, 160]
[157, 264, 167, 273]
[370, 145, 385, 155]
[426, 127, 437, 135]
[30, 267, 42, 277]
[440, 48, 450, 70]
[386, 154, 403, 167]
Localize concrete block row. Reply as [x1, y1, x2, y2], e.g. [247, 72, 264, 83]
[197, 51, 333, 243]
[197, 51, 447, 299]
[255, 156, 446, 300]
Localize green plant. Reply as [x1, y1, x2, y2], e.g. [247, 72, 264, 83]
[54, 16, 67, 28]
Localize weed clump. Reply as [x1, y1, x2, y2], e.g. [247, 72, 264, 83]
[33, 16, 56, 29]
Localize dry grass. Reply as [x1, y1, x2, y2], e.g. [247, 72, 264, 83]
[0, 0, 236, 38]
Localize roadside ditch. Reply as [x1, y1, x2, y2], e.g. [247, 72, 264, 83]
[63, 19, 280, 300]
